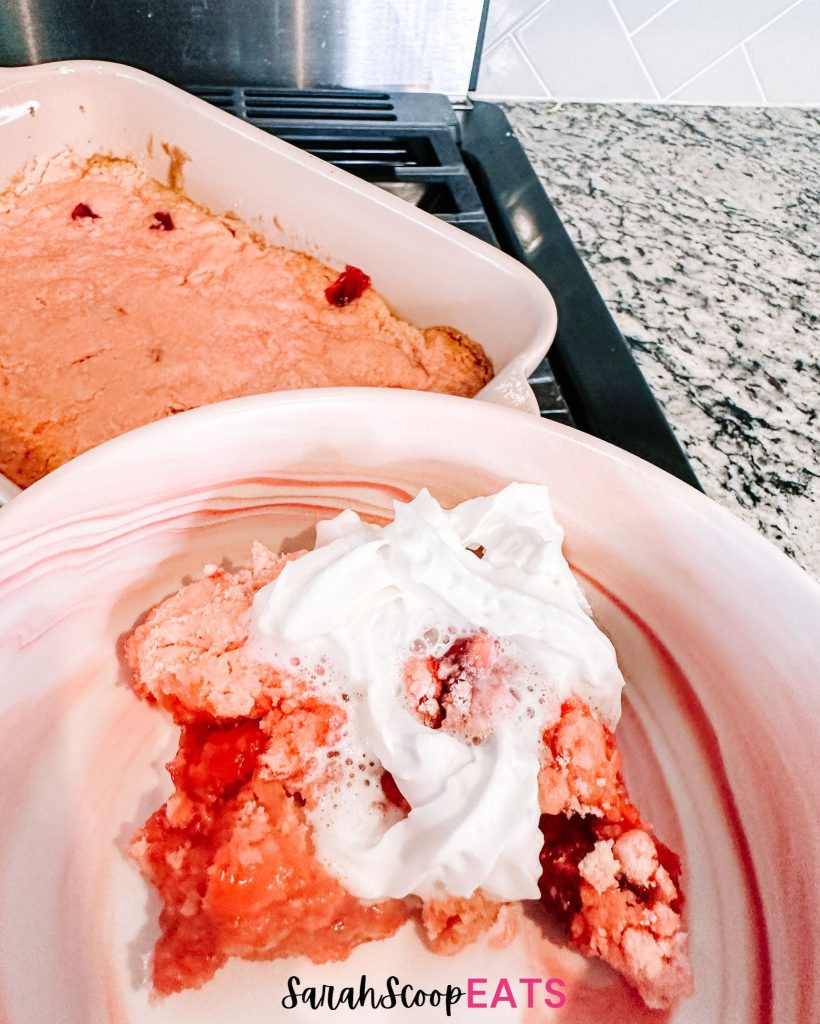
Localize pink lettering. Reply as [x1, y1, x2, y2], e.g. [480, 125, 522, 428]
[467, 978, 487, 1009]
[518, 978, 540, 1009]
[490, 978, 516, 1009]
[545, 978, 567, 1009]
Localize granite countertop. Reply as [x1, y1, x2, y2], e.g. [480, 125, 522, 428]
[504, 103, 819, 580]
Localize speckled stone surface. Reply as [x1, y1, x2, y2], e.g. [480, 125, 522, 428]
[504, 103, 819, 580]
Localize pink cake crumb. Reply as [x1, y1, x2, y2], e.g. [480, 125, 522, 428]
[403, 633, 516, 738]
[538, 699, 693, 1011]
[124, 543, 304, 723]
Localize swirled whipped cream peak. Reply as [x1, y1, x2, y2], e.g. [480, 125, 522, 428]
[248, 482, 625, 902]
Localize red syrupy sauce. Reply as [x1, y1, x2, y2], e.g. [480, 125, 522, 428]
[149, 211, 175, 231]
[324, 264, 371, 307]
[438, 635, 488, 675]
[538, 812, 597, 924]
[381, 770, 411, 814]
[168, 719, 266, 803]
[71, 202, 100, 220]
[426, 634, 494, 730]
[538, 811, 684, 925]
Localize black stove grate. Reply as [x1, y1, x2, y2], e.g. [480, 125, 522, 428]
[187, 85, 699, 486]
[189, 87, 498, 246]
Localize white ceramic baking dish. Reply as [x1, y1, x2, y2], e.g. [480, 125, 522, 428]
[0, 60, 557, 505]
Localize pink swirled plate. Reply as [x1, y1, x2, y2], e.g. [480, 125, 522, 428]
[0, 389, 817, 1024]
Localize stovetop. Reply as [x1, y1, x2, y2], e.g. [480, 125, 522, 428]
[187, 85, 700, 488]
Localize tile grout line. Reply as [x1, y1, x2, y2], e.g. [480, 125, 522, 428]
[481, 35, 504, 61]
[627, 0, 683, 37]
[478, 0, 556, 66]
[743, 0, 806, 45]
[506, 0, 559, 43]
[482, 0, 804, 104]
[740, 43, 769, 103]
[658, 0, 804, 103]
[510, 32, 554, 97]
[664, 42, 750, 99]
[607, 0, 662, 99]
[478, 0, 556, 82]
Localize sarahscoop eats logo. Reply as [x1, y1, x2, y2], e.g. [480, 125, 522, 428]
[282, 975, 567, 1014]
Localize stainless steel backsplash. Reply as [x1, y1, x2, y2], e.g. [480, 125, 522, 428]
[0, 0, 486, 94]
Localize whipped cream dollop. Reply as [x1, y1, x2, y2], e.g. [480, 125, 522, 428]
[248, 483, 624, 902]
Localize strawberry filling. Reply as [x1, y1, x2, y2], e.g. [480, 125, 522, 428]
[324, 264, 371, 306]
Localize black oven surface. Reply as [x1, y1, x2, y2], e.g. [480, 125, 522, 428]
[186, 85, 700, 489]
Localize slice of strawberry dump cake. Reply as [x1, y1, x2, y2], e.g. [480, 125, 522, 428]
[125, 483, 693, 1008]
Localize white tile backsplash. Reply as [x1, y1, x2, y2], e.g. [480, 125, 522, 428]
[483, 0, 549, 47]
[518, 0, 658, 100]
[668, 46, 765, 104]
[612, 0, 677, 33]
[479, 36, 550, 95]
[746, 0, 820, 103]
[475, 0, 820, 104]
[632, 0, 798, 96]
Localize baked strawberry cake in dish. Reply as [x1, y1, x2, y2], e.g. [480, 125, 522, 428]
[124, 483, 693, 1009]
[0, 154, 491, 487]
